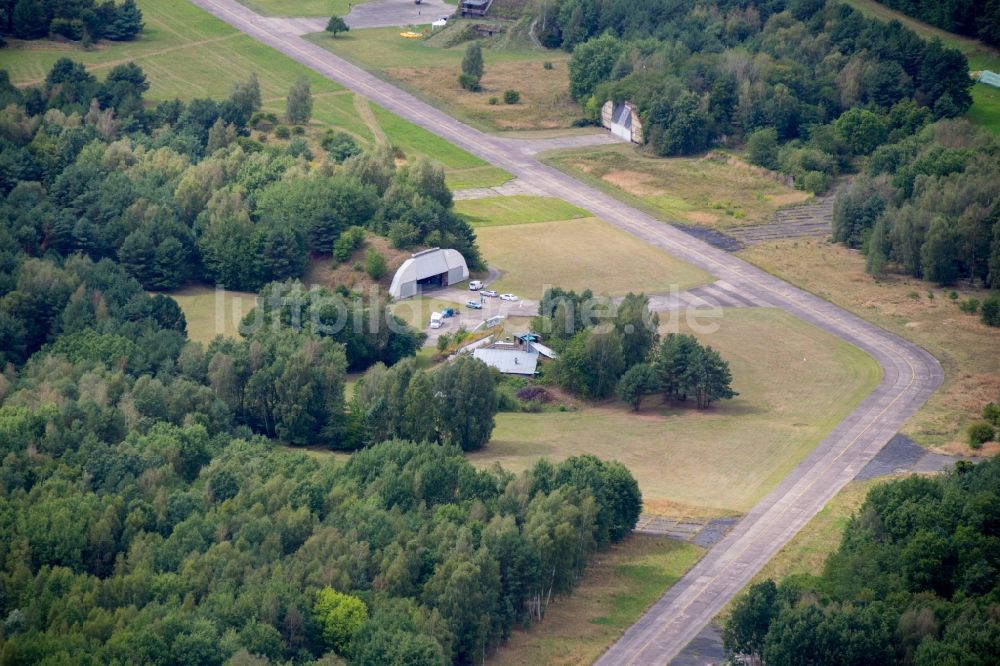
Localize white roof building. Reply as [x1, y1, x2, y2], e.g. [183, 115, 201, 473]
[473, 348, 538, 375]
[389, 248, 469, 299]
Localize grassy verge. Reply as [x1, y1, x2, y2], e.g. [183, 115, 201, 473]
[739, 239, 1000, 455]
[237, 0, 353, 17]
[490, 536, 703, 665]
[456, 195, 589, 227]
[542, 145, 810, 229]
[470, 307, 882, 514]
[475, 217, 712, 300]
[305, 25, 581, 131]
[969, 83, 1000, 134]
[168, 286, 257, 344]
[445, 166, 514, 190]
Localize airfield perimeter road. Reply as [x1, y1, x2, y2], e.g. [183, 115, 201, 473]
[190, 0, 944, 661]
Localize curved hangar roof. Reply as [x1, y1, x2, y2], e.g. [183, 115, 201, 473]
[389, 248, 469, 299]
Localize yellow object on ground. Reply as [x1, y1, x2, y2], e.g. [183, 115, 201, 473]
[400, 31, 422, 38]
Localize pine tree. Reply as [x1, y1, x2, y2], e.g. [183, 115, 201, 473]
[286, 77, 313, 124]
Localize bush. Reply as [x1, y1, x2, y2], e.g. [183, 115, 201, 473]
[948, 291, 958, 300]
[959, 297, 980, 313]
[459, 73, 481, 91]
[543, 61, 553, 70]
[364, 248, 387, 280]
[516, 386, 551, 403]
[274, 125, 290, 139]
[983, 403, 1000, 426]
[503, 89, 520, 104]
[746, 127, 779, 170]
[292, 125, 305, 135]
[287, 137, 313, 160]
[250, 111, 278, 131]
[967, 420, 996, 448]
[803, 170, 831, 194]
[489, 96, 498, 105]
[982, 295, 1000, 327]
[437, 335, 450, 352]
[50, 18, 84, 40]
[321, 130, 361, 162]
[332, 226, 366, 263]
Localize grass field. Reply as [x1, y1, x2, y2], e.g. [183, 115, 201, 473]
[740, 239, 1000, 455]
[389, 296, 466, 331]
[456, 196, 589, 227]
[306, 26, 581, 131]
[0, 0, 505, 184]
[168, 286, 258, 344]
[237, 0, 353, 17]
[475, 217, 712, 300]
[969, 83, 1000, 134]
[544, 145, 811, 228]
[469, 307, 882, 514]
[491, 536, 702, 665]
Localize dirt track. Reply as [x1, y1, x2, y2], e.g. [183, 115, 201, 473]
[187, 1, 944, 662]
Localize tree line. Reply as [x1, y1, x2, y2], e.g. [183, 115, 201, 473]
[0, 0, 143, 43]
[832, 119, 1000, 302]
[550, 0, 971, 193]
[873, 0, 1000, 47]
[536, 288, 738, 408]
[724, 455, 1000, 665]
[0, 58, 483, 294]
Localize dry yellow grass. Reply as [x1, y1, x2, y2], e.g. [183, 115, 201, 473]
[302, 236, 411, 292]
[387, 59, 580, 130]
[475, 217, 712, 300]
[168, 286, 257, 344]
[469, 308, 882, 514]
[739, 238, 1000, 453]
[546, 145, 810, 228]
[490, 535, 702, 666]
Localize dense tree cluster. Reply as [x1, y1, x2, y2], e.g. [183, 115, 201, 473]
[538, 289, 737, 407]
[724, 456, 1000, 665]
[1, 0, 142, 43]
[0, 59, 483, 292]
[832, 120, 1000, 292]
[551, 0, 971, 192]
[874, 0, 1000, 47]
[351, 355, 497, 452]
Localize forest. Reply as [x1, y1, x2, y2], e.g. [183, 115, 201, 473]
[0, 0, 143, 43]
[832, 119, 1000, 294]
[724, 456, 1000, 665]
[0, 50, 646, 664]
[547, 0, 972, 192]
[874, 0, 1000, 47]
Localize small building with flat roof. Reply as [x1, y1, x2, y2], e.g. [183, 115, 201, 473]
[473, 348, 538, 375]
[389, 248, 469, 299]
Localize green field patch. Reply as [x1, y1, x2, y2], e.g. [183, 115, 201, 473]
[475, 217, 712, 299]
[469, 308, 882, 514]
[370, 102, 493, 169]
[238, 0, 354, 17]
[444, 166, 513, 190]
[456, 195, 589, 227]
[970, 83, 1000, 134]
[168, 286, 257, 345]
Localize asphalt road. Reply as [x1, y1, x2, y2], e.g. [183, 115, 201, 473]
[188, 1, 944, 661]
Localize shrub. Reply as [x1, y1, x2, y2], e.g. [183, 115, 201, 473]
[50, 18, 84, 40]
[287, 137, 313, 160]
[959, 297, 979, 313]
[250, 111, 278, 131]
[983, 403, 1000, 426]
[543, 61, 553, 70]
[948, 291, 958, 300]
[803, 170, 831, 194]
[437, 335, 450, 352]
[746, 127, 779, 170]
[516, 386, 551, 403]
[321, 130, 361, 162]
[982, 295, 1000, 327]
[503, 89, 521, 104]
[292, 125, 305, 135]
[274, 125, 290, 139]
[459, 73, 481, 91]
[364, 248, 387, 280]
[967, 420, 996, 448]
[332, 226, 366, 263]
[489, 96, 498, 105]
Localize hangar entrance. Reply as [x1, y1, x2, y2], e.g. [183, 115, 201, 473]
[389, 248, 469, 299]
[418, 272, 448, 289]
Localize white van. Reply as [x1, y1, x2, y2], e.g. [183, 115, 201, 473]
[468, 280, 484, 291]
[429, 312, 444, 329]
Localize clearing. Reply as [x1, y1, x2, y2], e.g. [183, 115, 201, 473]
[543, 145, 811, 229]
[0, 0, 507, 186]
[169, 286, 258, 344]
[490, 535, 702, 666]
[455, 195, 589, 227]
[469, 307, 882, 515]
[474, 217, 712, 300]
[740, 239, 1000, 455]
[305, 24, 582, 131]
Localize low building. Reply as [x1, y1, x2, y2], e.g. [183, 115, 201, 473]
[601, 100, 644, 144]
[473, 348, 538, 375]
[979, 70, 1000, 89]
[460, 0, 492, 17]
[389, 248, 469, 300]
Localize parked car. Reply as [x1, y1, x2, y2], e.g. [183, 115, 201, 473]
[429, 312, 443, 329]
[499, 293, 519, 301]
[466, 300, 483, 309]
[481, 289, 498, 297]
[441, 308, 456, 317]
[468, 280, 484, 290]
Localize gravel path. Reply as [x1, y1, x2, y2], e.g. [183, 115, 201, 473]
[188, 2, 944, 662]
